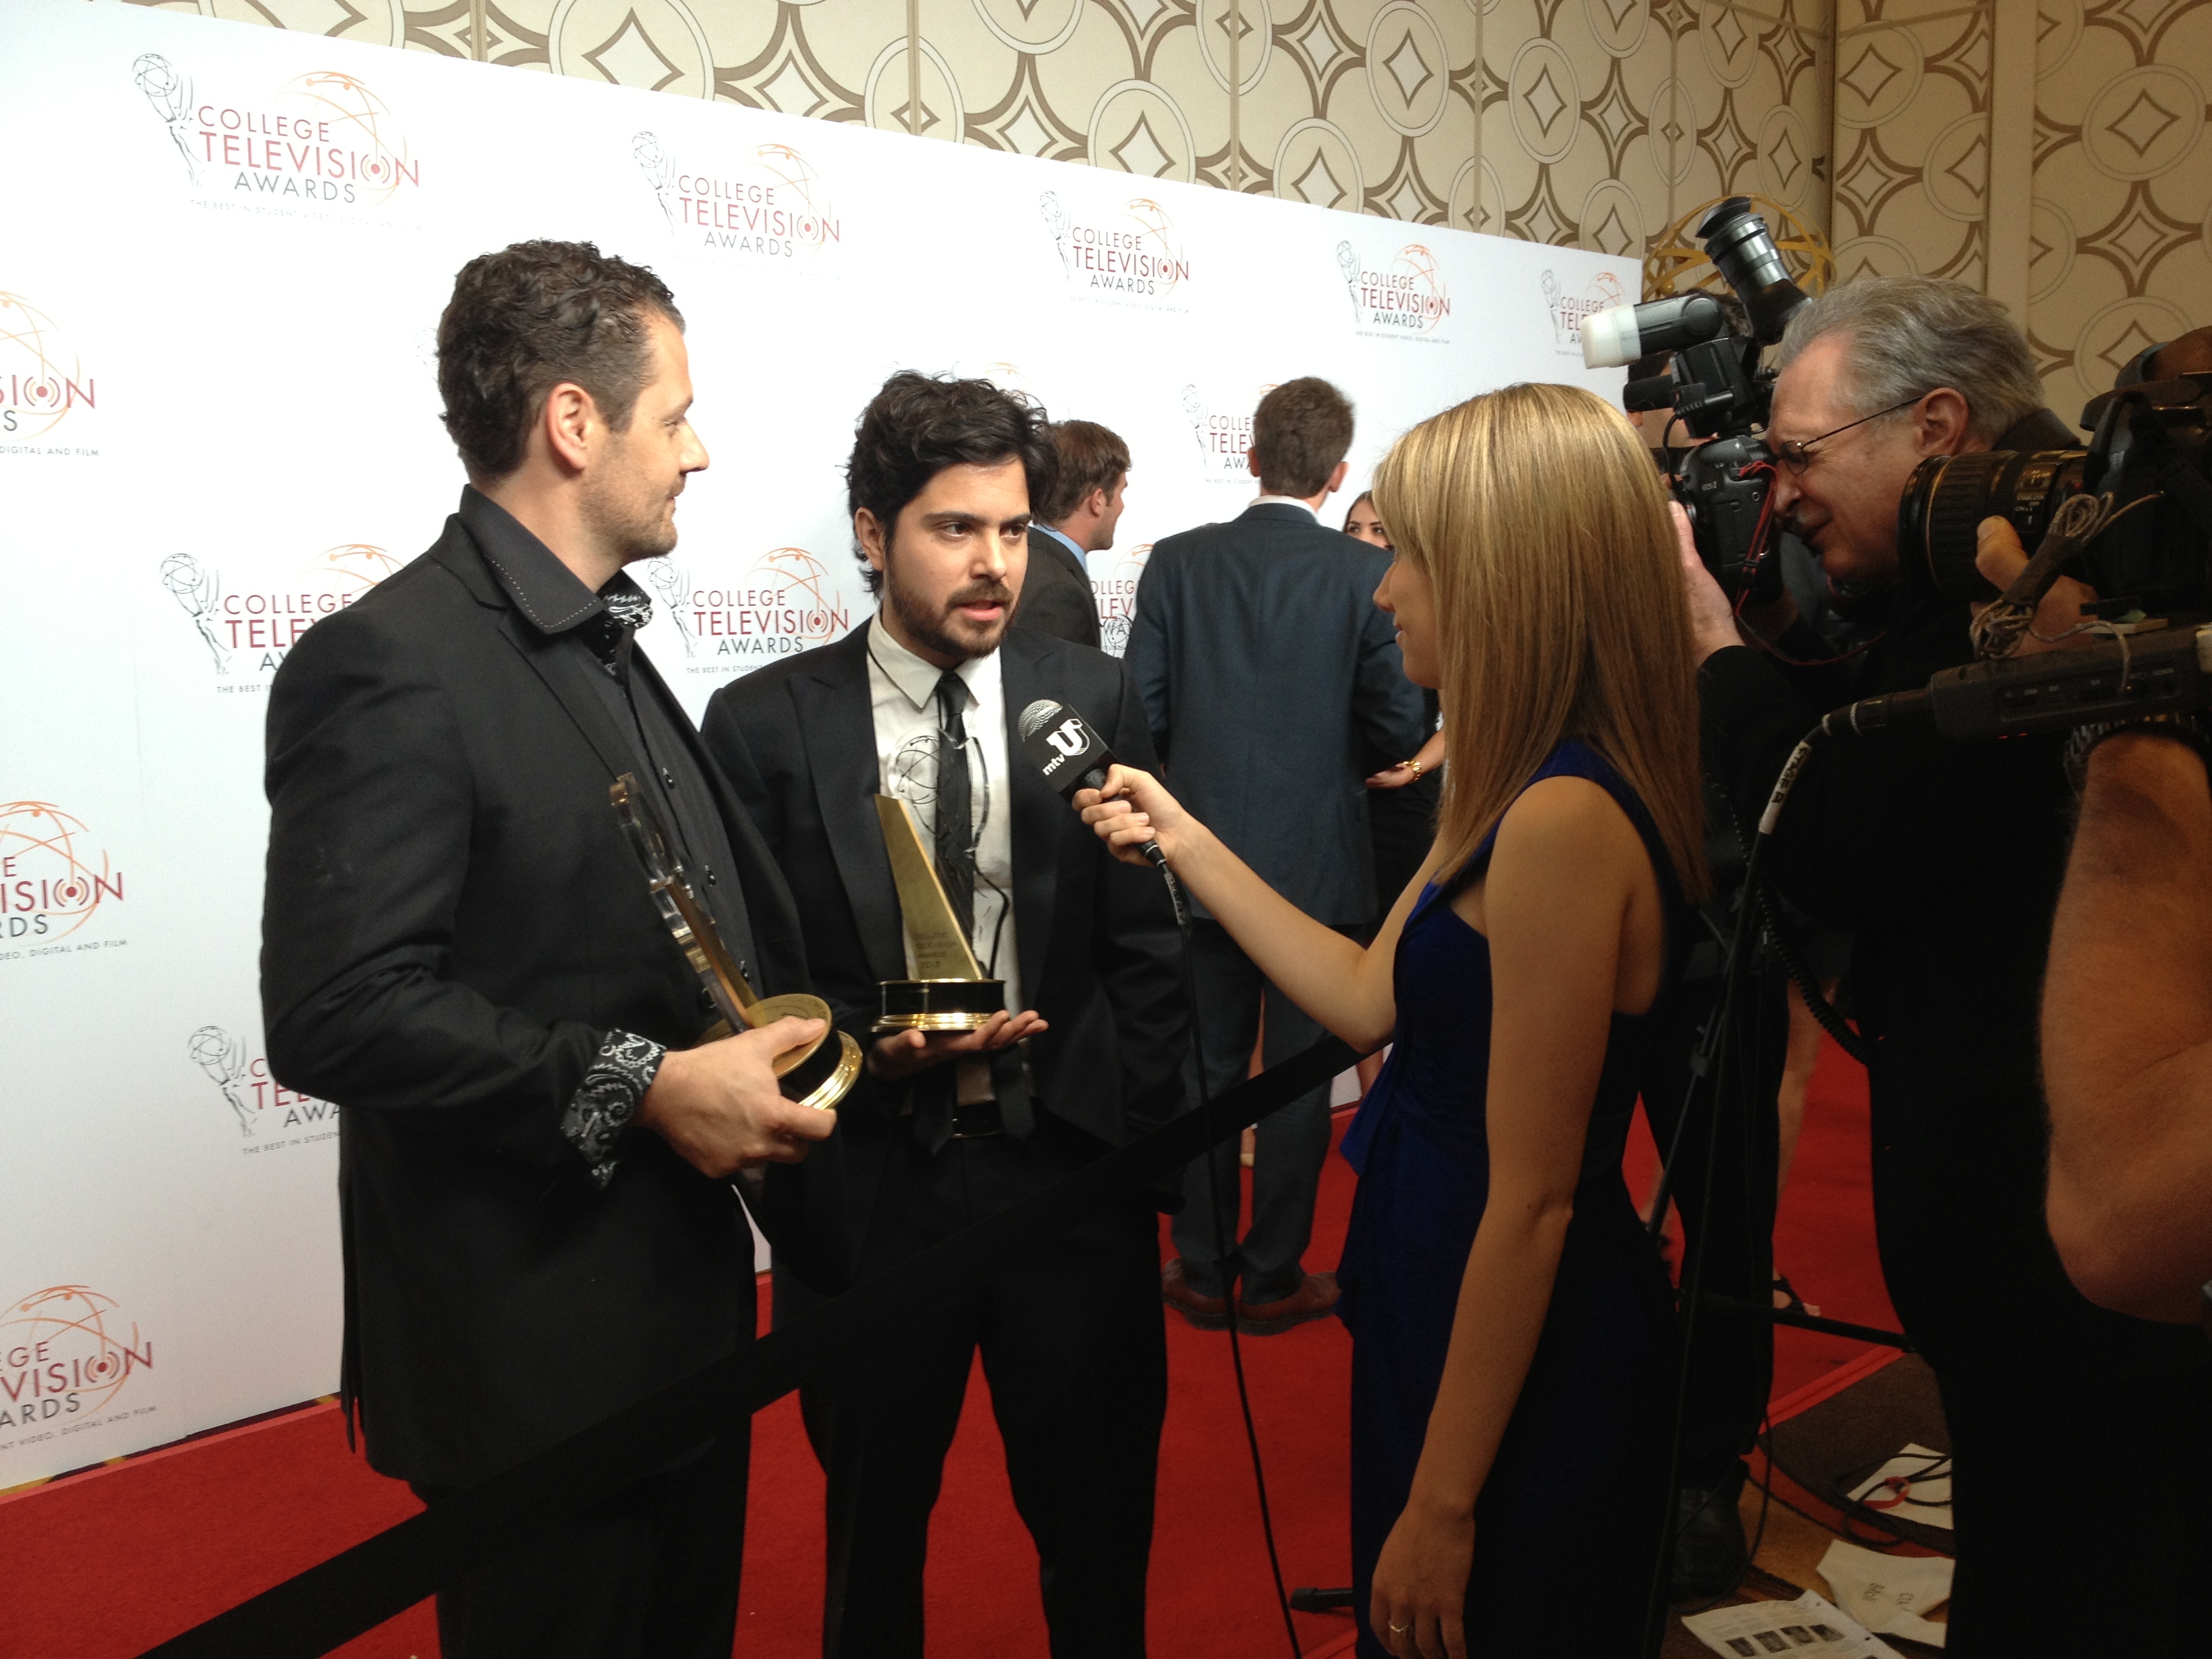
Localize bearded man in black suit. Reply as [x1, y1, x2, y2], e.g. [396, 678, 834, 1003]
[701, 373, 1185, 1659]
[262, 241, 834, 1658]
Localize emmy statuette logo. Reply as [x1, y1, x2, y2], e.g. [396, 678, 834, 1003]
[186, 1023, 338, 1145]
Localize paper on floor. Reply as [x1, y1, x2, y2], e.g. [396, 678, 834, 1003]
[1846, 1442, 1954, 1531]
[1817, 1540, 1952, 1647]
[1681, 1590, 1904, 1657]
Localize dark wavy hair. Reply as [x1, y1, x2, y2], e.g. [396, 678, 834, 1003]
[846, 372, 1052, 596]
[1250, 377, 1354, 497]
[436, 240, 682, 480]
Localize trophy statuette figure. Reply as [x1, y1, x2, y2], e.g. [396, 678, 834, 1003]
[610, 773, 861, 1111]
[873, 793, 1006, 1033]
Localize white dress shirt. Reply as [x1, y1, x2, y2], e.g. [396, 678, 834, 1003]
[1250, 493, 1321, 518]
[864, 613, 1020, 1012]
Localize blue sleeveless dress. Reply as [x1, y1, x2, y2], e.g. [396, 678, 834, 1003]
[1338, 739, 1680, 1655]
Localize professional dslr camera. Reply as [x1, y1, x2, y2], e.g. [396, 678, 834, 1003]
[1580, 197, 1811, 597]
[1897, 373, 2212, 615]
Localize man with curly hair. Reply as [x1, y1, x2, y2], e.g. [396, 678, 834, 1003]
[703, 371, 1187, 1658]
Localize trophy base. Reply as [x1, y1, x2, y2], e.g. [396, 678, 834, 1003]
[752, 992, 861, 1111]
[874, 979, 1006, 1033]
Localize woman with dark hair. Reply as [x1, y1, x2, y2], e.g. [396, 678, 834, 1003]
[1086, 384, 1707, 1655]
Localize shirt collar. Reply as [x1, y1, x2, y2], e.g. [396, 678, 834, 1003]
[1250, 494, 1320, 519]
[866, 613, 994, 714]
[1033, 523, 1088, 561]
[458, 485, 651, 636]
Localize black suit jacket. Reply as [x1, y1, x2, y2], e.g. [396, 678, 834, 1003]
[701, 624, 1185, 1292]
[1012, 525, 1101, 649]
[261, 508, 811, 1488]
[1128, 503, 1427, 925]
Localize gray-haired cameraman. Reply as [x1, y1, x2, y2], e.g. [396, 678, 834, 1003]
[1682, 278, 2212, 1656]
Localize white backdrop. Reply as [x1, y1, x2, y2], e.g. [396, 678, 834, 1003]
[0, 0, 1632, 1489]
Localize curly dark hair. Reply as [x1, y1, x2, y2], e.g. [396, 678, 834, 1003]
[846, 372, 1052, 596]
[436, 240, 683, 480]
[1250, 377, 1354, 497]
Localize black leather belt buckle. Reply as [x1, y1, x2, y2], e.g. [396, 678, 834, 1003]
[949, 1099, 1004, 1139]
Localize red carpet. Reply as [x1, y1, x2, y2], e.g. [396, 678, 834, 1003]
[0, 1036, 1887, 1659]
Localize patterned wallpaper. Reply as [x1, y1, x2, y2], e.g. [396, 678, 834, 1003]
[1832, 0, 2207, 422]
[125, 0, 1834, 272]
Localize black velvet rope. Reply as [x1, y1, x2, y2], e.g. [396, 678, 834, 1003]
[139, 1036, 1357, 1659]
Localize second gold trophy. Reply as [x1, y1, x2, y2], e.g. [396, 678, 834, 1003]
[872, 794, 1005, 1033]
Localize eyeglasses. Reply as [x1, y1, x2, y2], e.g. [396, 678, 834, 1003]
[1771, 397, 1921, 474]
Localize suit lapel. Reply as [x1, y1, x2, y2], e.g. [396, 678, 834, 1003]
[1000, 633, 1061, 1012]
[795, 629, 907, 985]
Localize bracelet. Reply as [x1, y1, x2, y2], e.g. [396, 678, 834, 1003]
[2063, 712, 2212, 794]
[1402, 759, 1422, 779]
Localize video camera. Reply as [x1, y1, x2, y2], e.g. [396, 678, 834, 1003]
[1580, 197, 1811, 596]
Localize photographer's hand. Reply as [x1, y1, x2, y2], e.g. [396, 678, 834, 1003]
[1675, 504, 1747, 661]
[1972, 516, 2102, 653]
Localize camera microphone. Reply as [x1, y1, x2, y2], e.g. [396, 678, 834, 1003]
[1817, 623, 2212, 743]
[1018, 698, 1168, 868]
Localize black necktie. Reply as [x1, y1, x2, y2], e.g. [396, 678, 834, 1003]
[934, 670, 975, 942]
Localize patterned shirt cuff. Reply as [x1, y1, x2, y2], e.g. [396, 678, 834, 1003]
[562, 1030, 667, 1189]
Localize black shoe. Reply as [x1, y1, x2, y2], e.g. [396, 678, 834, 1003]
[1670, 1466, 1750, 1603]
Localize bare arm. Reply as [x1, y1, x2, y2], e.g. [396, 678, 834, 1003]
[1369, 776, 1657, 1659]
[1369, 728, 1448, 790]
[1080, 764, 1424, 1052]
[2043, 732, 2212, 1324]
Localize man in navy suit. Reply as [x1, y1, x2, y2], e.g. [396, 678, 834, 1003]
[1128, 377, 1428, 1332]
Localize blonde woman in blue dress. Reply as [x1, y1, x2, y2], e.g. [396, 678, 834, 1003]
[1081, 381, 1708, 1656]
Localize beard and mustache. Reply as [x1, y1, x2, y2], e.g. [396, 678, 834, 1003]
[885, 565, 1017, 661]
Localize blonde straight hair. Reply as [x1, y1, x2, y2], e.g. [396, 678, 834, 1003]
[1372, 382, 1710, 901]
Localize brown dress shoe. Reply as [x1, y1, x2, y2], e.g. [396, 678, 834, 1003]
[1235, 1271, 1340, 1335]
[1161, 1258, 1231, 1330]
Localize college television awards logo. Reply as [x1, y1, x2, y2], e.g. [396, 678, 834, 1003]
[0, 802, 124, 951]
[163, 542, 398, 681]
[1336, 241, 1452, 341]
[186, 1024, 337, 1142]
[634, 132, 842, 260]
[0, 293, 96, 443]
[648, 548, 854, 673]
[1180, 384, 1274, 481]
[1093, 543, 1153, 657]
[1544, 269, 1629, 356]
[1042, 192, 1192, 304]
[134, 53, 422, 210]
[0, 1286, 154, 1436]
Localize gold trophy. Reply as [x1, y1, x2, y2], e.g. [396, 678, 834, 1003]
[611, 774, 861, 1111]
[872, 794, 1005, 1033]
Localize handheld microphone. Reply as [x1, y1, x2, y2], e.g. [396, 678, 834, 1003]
[1019, 698, 1168, 868]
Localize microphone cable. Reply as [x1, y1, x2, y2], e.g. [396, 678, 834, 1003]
[1161, 863, 1307, 1659]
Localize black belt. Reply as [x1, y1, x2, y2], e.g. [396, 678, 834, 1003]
[949, 1099, 1004, 1139]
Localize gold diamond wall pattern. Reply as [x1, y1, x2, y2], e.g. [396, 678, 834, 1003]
[131, 0, 2205, 417]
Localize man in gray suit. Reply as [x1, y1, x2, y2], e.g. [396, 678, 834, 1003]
[1128, 377, 1427, 1332]
[1011, 419, 1128, 649]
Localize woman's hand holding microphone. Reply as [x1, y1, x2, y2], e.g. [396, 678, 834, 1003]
[1074, 764, 1202, 872]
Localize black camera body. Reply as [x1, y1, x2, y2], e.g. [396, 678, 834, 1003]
[1898, 374, 2212, 614]
[1582, 198, 1811, 594]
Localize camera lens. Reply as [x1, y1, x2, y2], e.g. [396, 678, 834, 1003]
[1695, 197, 1808, 345]
[1897, 449, 2089, 600]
